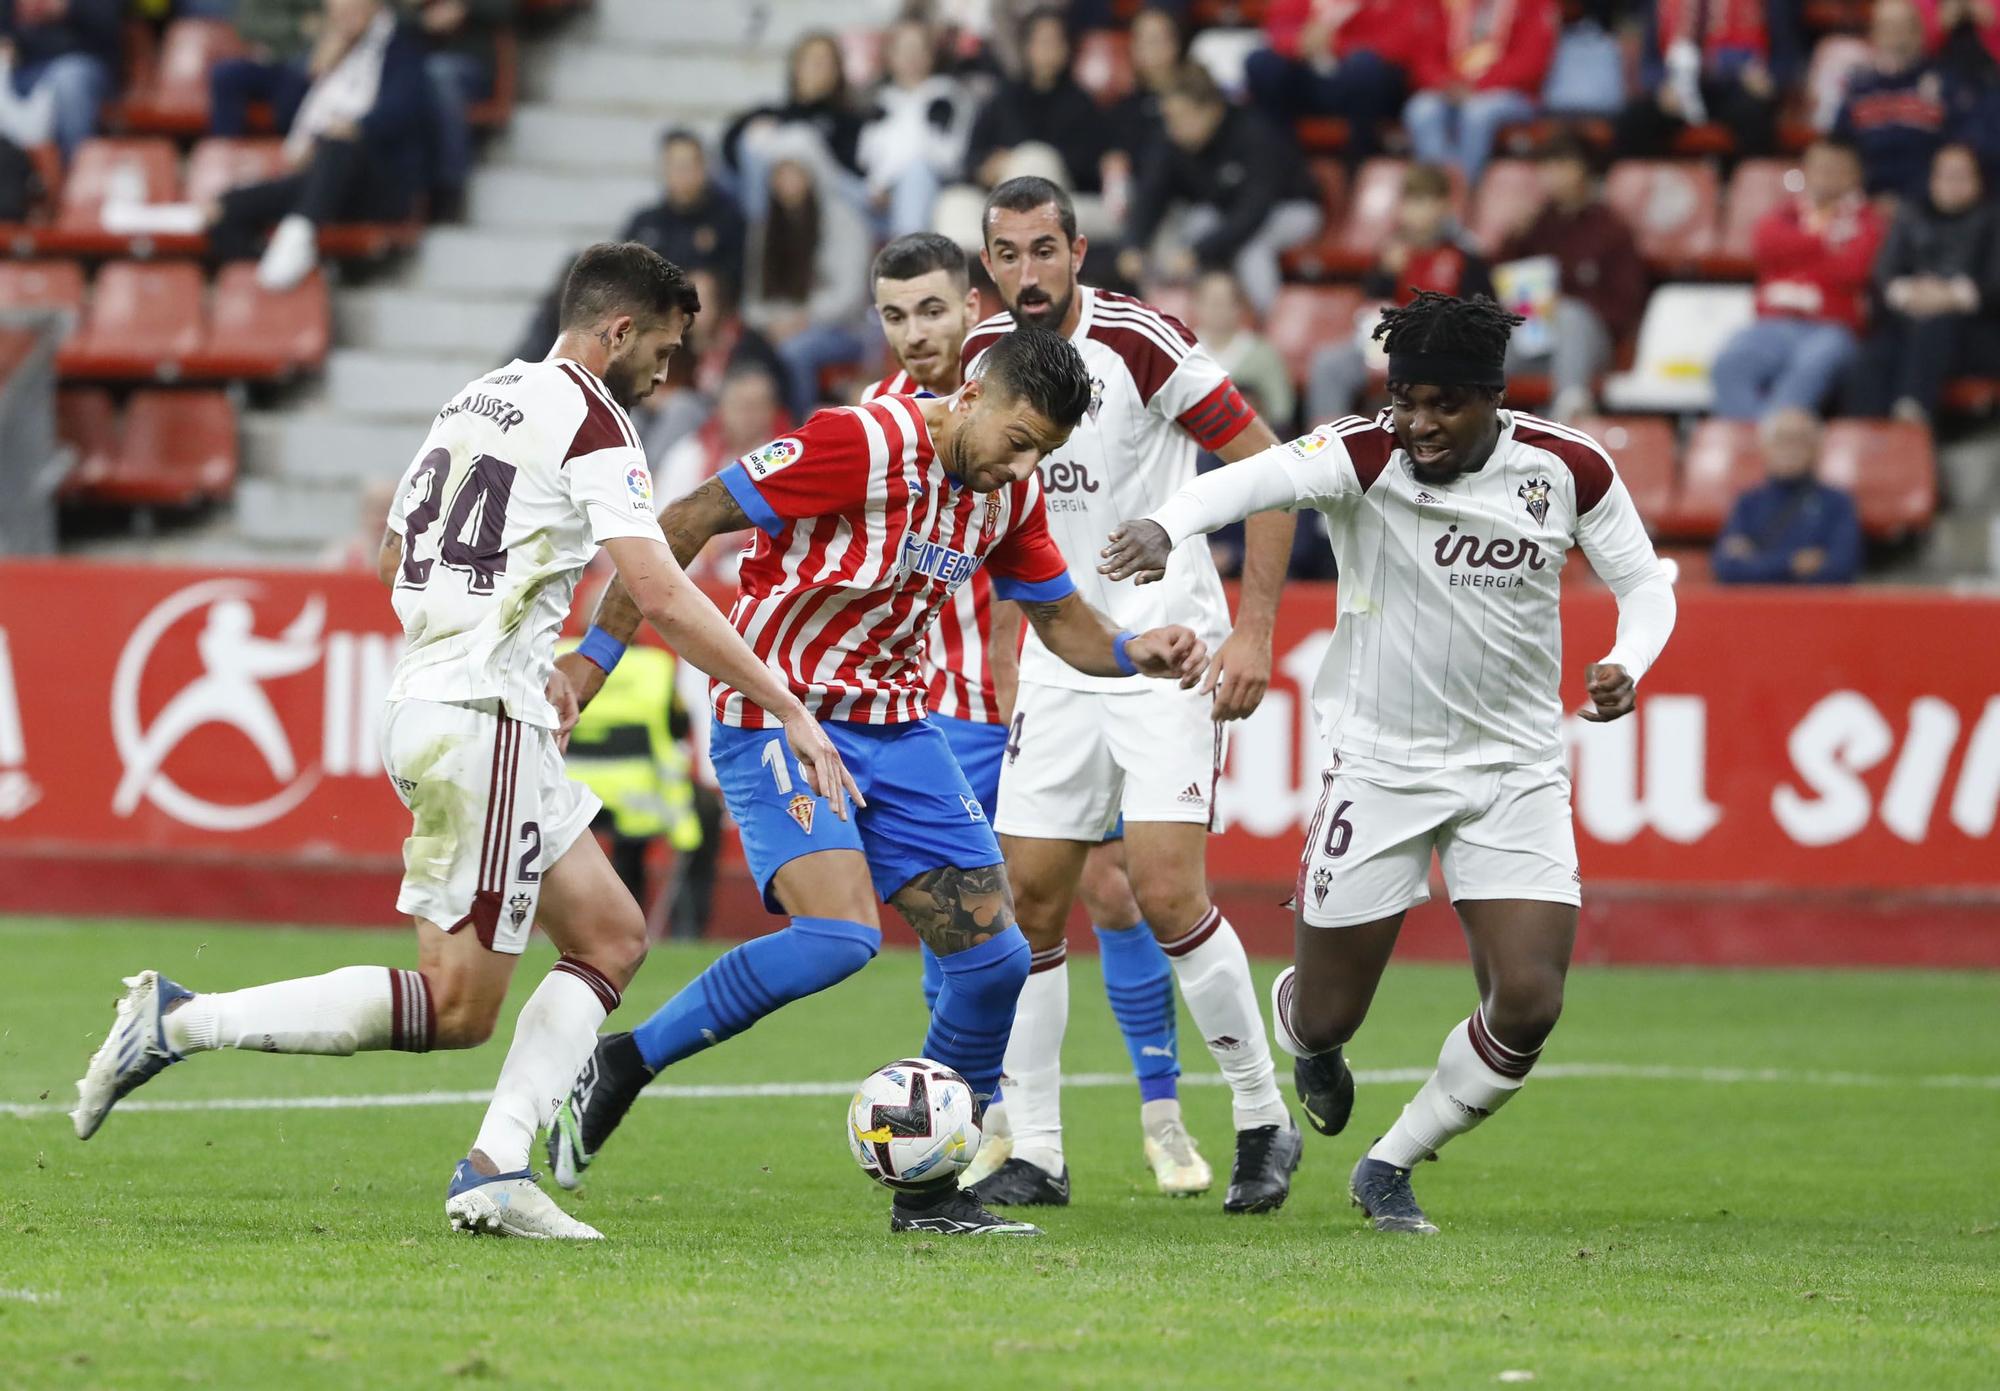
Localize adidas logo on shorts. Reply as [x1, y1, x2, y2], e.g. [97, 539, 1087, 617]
[1176, 782, 1206, 806]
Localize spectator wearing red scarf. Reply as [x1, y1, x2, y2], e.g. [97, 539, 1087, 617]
[1615, 0, 1802, 157]
[1243, 0, 1421, 158]
[1400, 0, 1560, 181]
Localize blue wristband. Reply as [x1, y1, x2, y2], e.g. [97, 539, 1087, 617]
[576, 625, 626, 675]
[1112, 630, 1140, 677]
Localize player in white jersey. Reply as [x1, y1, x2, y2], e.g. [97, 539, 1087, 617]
[71, 243, 857, 1241]
[964, 177, 1303, 1214]
[1104, 292, 1678, 1233]
[864, 233, 1207, 1196]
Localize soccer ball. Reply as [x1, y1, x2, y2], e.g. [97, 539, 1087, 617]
[846, 1058, 981, 1190]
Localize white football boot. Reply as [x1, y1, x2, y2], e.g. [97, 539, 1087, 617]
[446, 1160, 603, 1239]
[1141, 1099, 1214, 1196]
[73, 971, 191, 1140]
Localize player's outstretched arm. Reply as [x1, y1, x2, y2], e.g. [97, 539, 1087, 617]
[1576, 476, 1677, 724]
[1017, 591, 1207, 686]
[1098, 443, 1302, 584]
[1207, 422, 1295, 721]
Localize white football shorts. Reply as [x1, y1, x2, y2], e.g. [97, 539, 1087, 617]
[381, 697, 600, 953]
[993, 678, 1226, 841]
[1295, 754, 1581, 928]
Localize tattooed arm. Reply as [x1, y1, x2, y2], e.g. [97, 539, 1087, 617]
[891, 864, 1016, 956]
[585, 474, 755, 651]
[1016, 590, 1208, 686]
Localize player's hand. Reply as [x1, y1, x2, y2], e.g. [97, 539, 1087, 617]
[1578, 663, 1635, 723]
[1099, 519, 1173, 584]
[1202, 625, 1273, 722]
[555, 650, 608, 713]
[782, 706, 866, 821]
[545, 667, 581, 752]
[1126, 626, 1208, 688]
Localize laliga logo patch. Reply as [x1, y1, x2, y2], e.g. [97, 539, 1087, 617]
[746, 437, 804, 480]
[786, 793, 816, 834]
[1287, 430, 1331, 460]
[626, 465, 653, 515]
[1518, 476, 1552, 527]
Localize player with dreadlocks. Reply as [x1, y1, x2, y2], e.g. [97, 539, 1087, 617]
[1101, 291, 1678, 1233]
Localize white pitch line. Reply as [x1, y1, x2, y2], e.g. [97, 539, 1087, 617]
[3, 1062, 1996, 1120]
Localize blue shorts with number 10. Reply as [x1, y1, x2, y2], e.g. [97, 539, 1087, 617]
[709, 717, 1001, 911]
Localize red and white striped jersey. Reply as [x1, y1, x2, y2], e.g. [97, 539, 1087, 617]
[710, 394, 1072, 728]
[963, 286, 1256, 693]
[860, 372, 1001, 725]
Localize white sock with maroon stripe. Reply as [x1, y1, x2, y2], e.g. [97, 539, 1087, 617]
[997, 945, 1068, 1177]
[1160, 909, 1289, 1131]
[1368, 1009, 1539, 1169]
[471, 956, 621, 1173]
[164, 967, 432, 1055]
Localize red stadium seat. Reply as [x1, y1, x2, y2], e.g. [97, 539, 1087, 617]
[54, 387, 121, 497]
[1604, 160, 1719, 273]
[60, 262, 205, 380]
[1075, 29, 1134, 104]
[1332, 159, 1467, 275]
[1293, 117, 1350, 154]
[122, 19, 249, 134]
[1467, 159, 1546, 255]
[70, 389, 237, 508]
[46, 138, 183, 254]
[183, 136, 288, 207]
[1570, 415, 1677, 528]
[1278, 158, 1349, 278]
[1711, 159, 1795, 277]
[190, 263, 330, 379]
[1264, 285, 1365, 385]
[0, 259, 86, 319]
[1817, 420, 1936, 538]
[1669, 418, 1765, 537]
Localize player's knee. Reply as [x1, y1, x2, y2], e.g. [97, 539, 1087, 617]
[1135, 884, 1208, 941]
[1007, 882, 1070, 950]
[1077, 862, 1141, 931]
[565, 898, 650, 990]
[427, 979, 504, 1050]
[1483, 973, 1565, 1051]
[795, 916, 882, 976]
[1289, 990, 1365, 1054]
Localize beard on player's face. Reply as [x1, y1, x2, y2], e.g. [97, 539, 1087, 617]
[1390, 383, 1502, 482]
[946, 391, 1061, 492]
[1008, 276, 1074, 333]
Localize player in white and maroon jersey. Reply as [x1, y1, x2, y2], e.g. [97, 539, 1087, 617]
[961, 176, 1302, 1215]
[548, 327, 1212, 1238]
[1106, 292, 1678, 1234]
[71, 244, 858, 1241]
[861, 232, 1202, 1196]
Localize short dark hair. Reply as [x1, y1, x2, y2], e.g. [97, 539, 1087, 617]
[1373, 291, 1524, 387]
[978, 326, 1093, 431]
[1536, 127, 1595, 172]
[1161, 60, 1224, 108]
[659, 126, 701, 152]
[872, 232, 968, 290]
[558, 242, 701, 331]
[983, 175, 1078, 247]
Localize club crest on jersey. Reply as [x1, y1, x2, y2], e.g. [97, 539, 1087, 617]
[900, 534, 980, 592]
[1087, 375, 1105, 422]
[1518, 476, 1552, 527]
[745, 437, 804, 480]
[1312, 866, 1332, 907]
[961, 794, 986, 823]
[786, 793, 815, 834]
[625, 466, 653, 515]
[508, 891, 533, 930]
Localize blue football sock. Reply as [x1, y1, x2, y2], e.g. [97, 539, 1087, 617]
[919, 943, 943, 1013]
[1095, 921, 1180, 1103]
[632, 916, 880, 1071]
[922, 926, 1030, 1109]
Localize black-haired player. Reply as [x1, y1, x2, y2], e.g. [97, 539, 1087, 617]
[1103, 292, 1678, 1233]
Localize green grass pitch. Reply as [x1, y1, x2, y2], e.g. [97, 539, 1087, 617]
[1, 916, 1995, 1389]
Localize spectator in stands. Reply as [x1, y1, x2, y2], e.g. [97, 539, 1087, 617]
[1855, 142, 2000, 422]
[1400, 0, 1559, 182]
[1189, 268, 1296, 428]
[1836, 0, 1978, 202]
[410, 0, 512, 221]
[858, 17, 971, 237]
[1919, 0, 2000, 78]
[1242, 0, 1415, 160]
[1712, 136, 1887, 419]
[1306, 162, 1492, 421]
[632, 265, 789, 463]
[655, 363, 793, 586]
[721, 30, 869, 206]
[205, 0, 430, 291]
[322, 478, 398, 571]
[1713, 407, 1864, 583]
[1496, 131, 1647, 420]
[1106, 4, 1184, 162]
[0, 0, 120, 160]
[209, 0, 321, 138]
[962, 8, 1110, 197]
[1614, 0, 1801, 158]
[1115, 62, 1322, 312]
[741, 128, 873, 420]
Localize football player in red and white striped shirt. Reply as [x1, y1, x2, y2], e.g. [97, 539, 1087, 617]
[861, 233, 1195, 1196]
[552, 327, 1212, 1236]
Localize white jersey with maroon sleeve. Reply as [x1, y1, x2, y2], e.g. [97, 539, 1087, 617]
[1190, 410, 1665, 767]
[962, 287, 1256, 693]
[709, 395, 1072, 728]
[385, 356, 663, 729]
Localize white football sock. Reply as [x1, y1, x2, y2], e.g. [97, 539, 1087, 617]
[1162, 909, 1289, 1131]
[1369, 1010, 1540, 1169]
[164, 967, 431, 1055]
[472, 957, 620, 1174]
[997, 948, 1068, 1175]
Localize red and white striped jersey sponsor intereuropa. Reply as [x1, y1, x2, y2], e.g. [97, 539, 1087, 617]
[710, 394, 1070, 727]
[860, 371, 1001, 725]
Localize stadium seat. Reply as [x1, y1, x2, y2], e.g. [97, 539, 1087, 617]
[1817, 420, 1936, 538]
[0, 260, 86, 322]
[183, 136, 289, 207]
[1669, 419, 1765, 537]
[1278, 158, 1349, 278]
[1602, 283, 1756, 413]
[60, 262, 205, 380]
[1711, 159, 1795, 277]
[1264, 285, 1365, 385]
[1571, 415, 1677, 528]
[82, 389, 238, 507]
[1075, 29, 1134, 104]
[46, 137, 183, 254]
[190, 263, 330, 380]
[1332, 159, 1465, 275]
[1467, 158, 1545, 255]
[54, 387, 121, 497]
[1604, 160, 1719, 273]
[122, 18, 248, 134]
